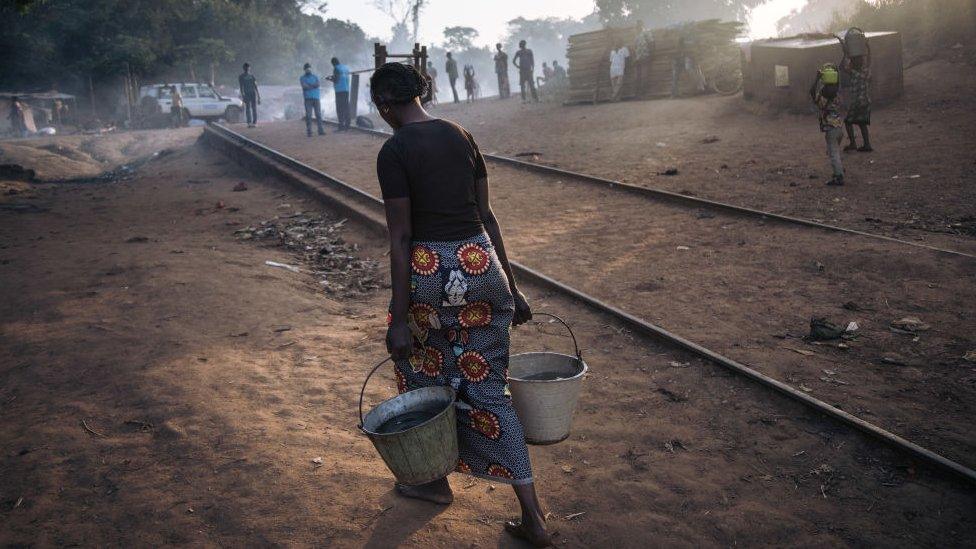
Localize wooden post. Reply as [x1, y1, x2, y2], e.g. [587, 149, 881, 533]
[350, 73, 360, 122]
[88, 75, 96, 117]
[374, 43, 387, 69]
[124, 63, 133, 127]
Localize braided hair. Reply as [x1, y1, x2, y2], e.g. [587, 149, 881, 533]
[370, 62, 429, 107]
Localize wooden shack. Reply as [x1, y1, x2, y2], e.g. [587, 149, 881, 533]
[566, 20, 743, 104]
[742, 32, 903, 111]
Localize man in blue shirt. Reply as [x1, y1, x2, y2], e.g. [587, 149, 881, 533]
[328, 57, 352, 131]
[299, 62, 325, 137]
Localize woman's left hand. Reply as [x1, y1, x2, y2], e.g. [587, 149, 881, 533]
[512, 290, 532, 327]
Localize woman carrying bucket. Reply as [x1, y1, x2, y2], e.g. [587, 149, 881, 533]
[370, 62, 551, 547]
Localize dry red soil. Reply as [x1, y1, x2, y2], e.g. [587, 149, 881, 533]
[1, 57, 975, 546]
[240, 59, 976, 473]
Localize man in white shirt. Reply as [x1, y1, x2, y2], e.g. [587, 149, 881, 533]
[609, 43, 629, 101]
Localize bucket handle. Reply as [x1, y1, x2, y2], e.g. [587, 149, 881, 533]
[533, 312, 582, 363]
[358, 356, 392, 431]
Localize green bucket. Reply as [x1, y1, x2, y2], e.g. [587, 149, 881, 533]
[358, 359, 459, 486]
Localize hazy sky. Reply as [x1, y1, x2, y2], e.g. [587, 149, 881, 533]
[323, 0, 808, 46]
[325, 0, 597, 47]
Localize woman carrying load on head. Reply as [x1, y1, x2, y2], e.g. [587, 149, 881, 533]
[371, 62, 551, 547]
[843, 52, 873, 152]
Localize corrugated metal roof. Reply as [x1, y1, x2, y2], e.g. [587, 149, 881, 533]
[754, 31, 897, 50]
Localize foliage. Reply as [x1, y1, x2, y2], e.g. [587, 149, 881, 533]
[828, 0, 976, 55]
[0, 0, 375, 96]
[442, 26, 479, 51]
[594, 0, 763, 26]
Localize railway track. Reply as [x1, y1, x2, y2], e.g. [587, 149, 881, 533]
[328, 120, 975, 261]
[203, 122, 976, 487]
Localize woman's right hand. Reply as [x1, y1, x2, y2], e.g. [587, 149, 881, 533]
[386, 322, 413, 361]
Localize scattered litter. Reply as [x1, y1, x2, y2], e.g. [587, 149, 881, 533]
[236, 213, 379, 297]
[890, 174, 921, 179]
[807, 318, 844, 341]
[655, 142, 667, 148]
[38, 126, 57, 135]
[14, 497, 24, 508]
[664, 439, 686, 453]
[232, 182, 248, 192]
[799, 384, 813, 392]
[880, 354, 909, 366]
[272, 325, 292, 333]
[311, 456, 324, 467]
[700, 135, 720, 144]
[964, 351, 976, 363]
[890, 316, 930, 334]
[563, 512, 586, 521]
[676, 245, 690, 251]
[784, 346, 815, 356]
[668, 361, 690, 368]
[514, 151, 543, 157]
[125, 236, 150, 243]
[265, 260, 301, 274]
[660, 168, 679, 176]
[561, 465, 574, 474]
[845, 321, 859, 333]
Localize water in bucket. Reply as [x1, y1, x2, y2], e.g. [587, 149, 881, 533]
[375, 405, 444, 434]
[519, 371, 570, 381]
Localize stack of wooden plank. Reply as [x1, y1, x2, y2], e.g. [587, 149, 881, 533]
[566, 19, 744, 104]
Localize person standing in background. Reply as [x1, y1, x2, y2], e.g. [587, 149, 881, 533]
[843, 54, 873, 152]
[609, 42, 629, 101]
[463, 64, 477, 103]
[513, 40, 538, 103]
[238, 63, 260, 127]
[445, 52, 460, 104]
[551, 60, 566, 83]
[427, 61, 439, 105]
[810, 65, 846, 186]
[329, 57, 352, 131]
[170, 85, 185, 127]
[8, 96, 28, 137]
[634, 20, 655, 97]
[494, 43, 510, 99]
[300, 62, 325, 137]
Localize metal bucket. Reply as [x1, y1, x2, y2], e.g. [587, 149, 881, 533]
[508, 313, 587, 445]
[843, 27, 868, 58]
[358, 359, 459, 486]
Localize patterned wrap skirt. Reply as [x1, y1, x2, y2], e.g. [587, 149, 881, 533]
[391, 232, 533, 485]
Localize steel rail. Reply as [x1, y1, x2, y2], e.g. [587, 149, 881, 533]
[327, 120, 975, 260]
[205, 123, 976, 486]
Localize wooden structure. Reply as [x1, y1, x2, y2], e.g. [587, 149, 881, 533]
[742, 32, 903, 111]
[373, 42, 432, 105]
[566, 20, 742, 104]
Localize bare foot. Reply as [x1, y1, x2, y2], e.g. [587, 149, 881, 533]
[504, 519, 552, 547]
[394, 478, 454, 505]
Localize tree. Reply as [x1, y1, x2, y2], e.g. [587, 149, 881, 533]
[442, 26, 479, 50]
[595, 0, 762, 25]
[372, 0, 427, 48]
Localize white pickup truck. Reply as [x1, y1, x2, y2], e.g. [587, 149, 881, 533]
[139, 83, 243, 123]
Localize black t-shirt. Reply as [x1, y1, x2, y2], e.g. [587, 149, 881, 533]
[377, 119, 488, 241]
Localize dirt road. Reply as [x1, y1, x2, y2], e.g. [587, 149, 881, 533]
[365, 59, 976, 255]
[2, 137, 974, 546]
[240, 118, 976, 471]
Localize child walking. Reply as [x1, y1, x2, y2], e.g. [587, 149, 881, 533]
[811, 65, 845, 186]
